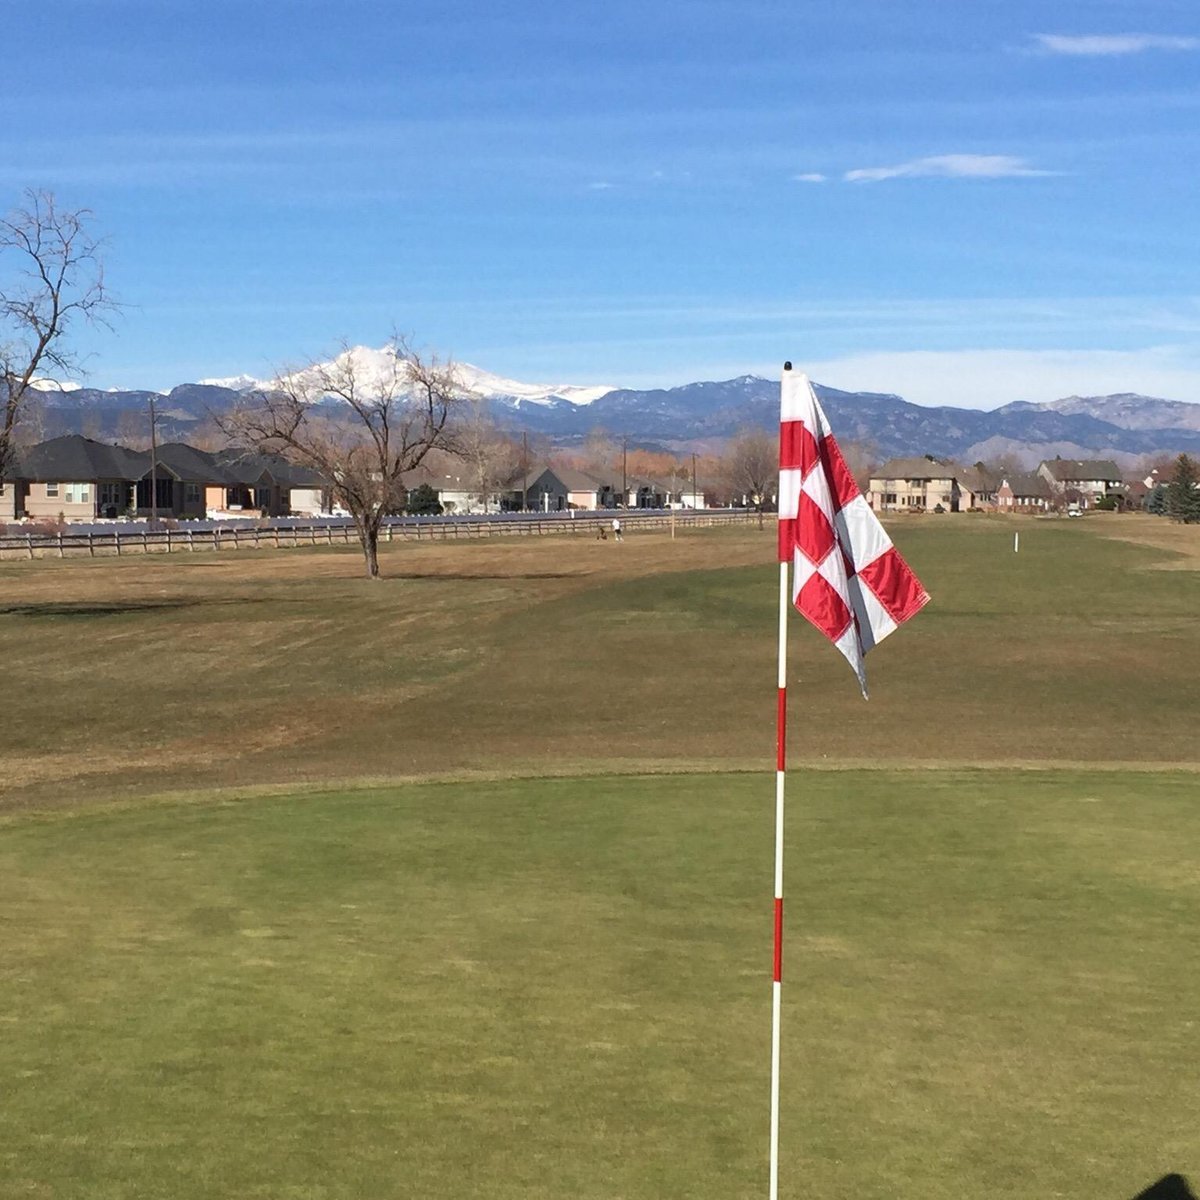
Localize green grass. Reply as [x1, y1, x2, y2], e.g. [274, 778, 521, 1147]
[2, 770, 1198, 1198]
[1, 515, 1198, 1197]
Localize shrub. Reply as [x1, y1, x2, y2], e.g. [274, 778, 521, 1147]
[29, 516, 67, 537]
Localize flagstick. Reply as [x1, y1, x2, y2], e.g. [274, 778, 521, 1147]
[769, 556, 789, 1199]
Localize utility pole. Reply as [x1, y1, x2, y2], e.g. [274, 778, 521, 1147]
[691, 451, 698, 510]
[149, 395, 159, 528]
[522, 431, 529, 512]
[622, 435, 628, 508]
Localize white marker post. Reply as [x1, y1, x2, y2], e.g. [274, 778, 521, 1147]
[1014, 530, 1020, 554]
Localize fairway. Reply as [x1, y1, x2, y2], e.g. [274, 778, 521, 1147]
[0, 515, 1197, 810]
[1, 515, 1198, 1198]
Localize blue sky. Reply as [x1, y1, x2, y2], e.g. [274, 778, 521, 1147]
[5, 0, 1199, 407]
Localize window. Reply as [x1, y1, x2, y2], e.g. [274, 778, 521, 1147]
[46, 482, 59, 497]
[99, 483, 123, 506]
[64, 483, 90, 504]
[185, 483, 201, 503]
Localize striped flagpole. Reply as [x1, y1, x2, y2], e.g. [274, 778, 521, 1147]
[769, 362, 792, 1199]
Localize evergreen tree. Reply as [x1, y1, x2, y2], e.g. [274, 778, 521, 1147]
[1147, 484, 1167, 515]
[1165, 454, 1200, 524]
[406, 482, 443, 515]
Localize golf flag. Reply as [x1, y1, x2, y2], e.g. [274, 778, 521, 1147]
[778, 367, 929, 697]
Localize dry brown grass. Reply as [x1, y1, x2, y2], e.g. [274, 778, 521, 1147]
[1084, 511, 1200, 567]
[1, 516, 1196, 814]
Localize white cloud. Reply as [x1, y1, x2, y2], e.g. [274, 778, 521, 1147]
[782, 347, 1200, 409]
[1032, 33, 1200, 56]
[844, 154, 1054, 183]
[586, 181, 615, 190]
[792, 172, 827, 183]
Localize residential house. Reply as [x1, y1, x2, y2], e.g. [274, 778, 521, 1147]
[868, 458, 966, 512]
[623, 478, 671, 509]
[671, 482, 707, 509]
[956, 464, 999, 510]
[509, 465, 619, 511]
[996, 473, 1050, 511]
[6, 436, 148, 521]
[2, 435, 327, 521]
[1036, 459, 1124, 509]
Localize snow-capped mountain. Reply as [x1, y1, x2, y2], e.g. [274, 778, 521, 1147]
[24, 357, 1200, 463]
[200, 345, 616, 408]
[453, 362, 615, 407]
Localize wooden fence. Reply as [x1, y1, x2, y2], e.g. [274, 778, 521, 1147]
[0, 511, 755, 562]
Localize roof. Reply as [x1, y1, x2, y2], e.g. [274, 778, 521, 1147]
[5, 435, 325, 490]
[212, 448, 325, 488]
[516, 465, 614, 493]
[155, 442, 225, 483]
[998, 472, 1047, 497]
[873, 457, 962, 481]
[957, 465, 999, 494]
[8, 435, 148, 482]
[1039, 458, 1122, 482]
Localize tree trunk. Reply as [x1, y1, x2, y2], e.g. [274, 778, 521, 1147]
[355, 519, 382, 578]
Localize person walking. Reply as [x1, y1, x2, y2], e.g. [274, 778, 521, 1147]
[612, 515, 623, 542]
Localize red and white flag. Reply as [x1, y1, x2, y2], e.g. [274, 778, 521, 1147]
[778, 368, 929, 697]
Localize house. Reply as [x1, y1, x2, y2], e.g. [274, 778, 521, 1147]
[510, 466, 619, 511]
[623, 478, 671, 509]
[671, 482, 707, 509]
[1036, 459, 1124, 509]
[956, 464, 999, 510]
[867, 458, 967, 512]
[153, 442, 226, 518]
[5, 435, 149, 521]
[2, 435, 328, 521]
[996, 473, 1050, 511]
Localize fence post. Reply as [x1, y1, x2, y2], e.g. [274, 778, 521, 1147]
[189, 529, 195, 552]
[213, 528, 220, 551]
[88, 532, 95, 557]
[27, 534, 34, 560]
[58, 533, 65, 558]
[115, 532, 122, 556]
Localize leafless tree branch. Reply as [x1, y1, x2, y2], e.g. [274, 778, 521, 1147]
[1, 189, 117, 477]
[219, 336, 467, 578]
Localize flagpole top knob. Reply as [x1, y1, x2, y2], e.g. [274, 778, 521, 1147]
[783, 361, 792, 371]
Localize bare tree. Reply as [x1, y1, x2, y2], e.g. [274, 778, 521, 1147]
[453, 399, 522, 512]
[721, 428, 777, 521]
[222, 337, 466, 578]
[579, 427, 618, 478]
[1, 190, 115, 476]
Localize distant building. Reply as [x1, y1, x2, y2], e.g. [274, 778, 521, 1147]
[2, 434, 326, 521]
[996, 473, 1050, 511]
[1036, 459, 1124, 509]
[867, 458, 967, 512]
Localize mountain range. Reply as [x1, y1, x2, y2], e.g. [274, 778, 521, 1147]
[23, 348, 1200, 468]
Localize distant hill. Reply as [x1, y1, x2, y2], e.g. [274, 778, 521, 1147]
[20, 371, 1200, 466]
